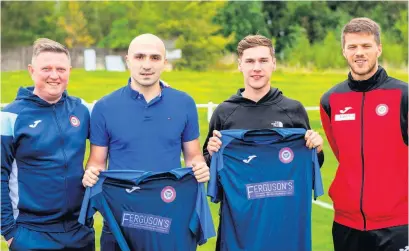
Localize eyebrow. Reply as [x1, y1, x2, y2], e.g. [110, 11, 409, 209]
[133, 53, 162, 57]
[347, 42, 373, 46]
[244, 57, 270, 60]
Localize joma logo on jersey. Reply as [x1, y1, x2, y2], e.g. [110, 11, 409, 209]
[125, 186, 141, 193]
[340, 107, 352, 114]
[243, 155, 257, 164]
[335, 107, 356, 121]
[29, 120, 42, 128]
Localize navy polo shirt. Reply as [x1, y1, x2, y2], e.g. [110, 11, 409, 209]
[90, 79, 199, 172]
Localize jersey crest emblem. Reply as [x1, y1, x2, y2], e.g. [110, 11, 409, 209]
[70, 115, 80, 127]
[161, 186, 176, 203]
[279, 147, 294, 164]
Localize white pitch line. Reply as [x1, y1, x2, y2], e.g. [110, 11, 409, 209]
[313, 199, 334, 210]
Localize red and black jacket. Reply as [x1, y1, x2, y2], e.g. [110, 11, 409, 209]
[320, 66, 408, 231]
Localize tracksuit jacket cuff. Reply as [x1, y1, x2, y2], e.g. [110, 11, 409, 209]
[4, 225, 17, 241]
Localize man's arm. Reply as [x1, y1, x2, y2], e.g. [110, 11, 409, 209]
[1, 111, 17, 244]
[179, 95, 209, 182]
[293, 102, 325, 167]
[82, 98, 110, 187]
[183, 139, 210, 183]
[203, 106, 223, 166]
[320, 93, 339, 162]
[400, 84, 408, 145]
[82, 145, 108, 187]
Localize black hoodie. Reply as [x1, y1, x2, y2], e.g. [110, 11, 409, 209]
[203, 87, 324, 166]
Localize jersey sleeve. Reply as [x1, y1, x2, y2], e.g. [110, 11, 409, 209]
[97, 196, 131, 251]
[78, 188, 95, 225]
[312, 148, 324, 200]
[182, 96, 199, 142]
[1, 111, 18, 240]
[90, 99, 109, 146]
[79, 186, 131, 251]
[207, 151, 223, 203]
[189, 183, 216, 245]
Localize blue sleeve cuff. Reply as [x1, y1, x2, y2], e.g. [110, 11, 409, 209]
[3, 225, 17, 241]
[89, 140, 108, 147]
[182, 132, 200, 143]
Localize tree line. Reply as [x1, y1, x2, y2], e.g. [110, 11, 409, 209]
[2, 1, 407, 70]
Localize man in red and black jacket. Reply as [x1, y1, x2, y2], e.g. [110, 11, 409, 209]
[320, 17, 408, 251]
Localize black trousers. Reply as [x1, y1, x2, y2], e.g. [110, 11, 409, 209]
[100, 230, 121, 251]
[333, 221, 408, 251]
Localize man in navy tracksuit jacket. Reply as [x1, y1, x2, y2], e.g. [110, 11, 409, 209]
[1, 38, 94, 250]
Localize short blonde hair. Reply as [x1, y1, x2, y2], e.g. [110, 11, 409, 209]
[32, 38, 71, 64]
[237, 35, 275, 58]
[341, 17, 381, 48]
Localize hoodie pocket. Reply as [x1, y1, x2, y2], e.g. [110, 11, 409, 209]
[17, 166, 65, 215]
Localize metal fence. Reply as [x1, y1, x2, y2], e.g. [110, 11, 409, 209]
[1, 102, 319, 122]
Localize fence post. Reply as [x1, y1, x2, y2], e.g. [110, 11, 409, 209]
[207, 102, 214, 122]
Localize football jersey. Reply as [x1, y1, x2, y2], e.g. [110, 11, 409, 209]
[79, 168, 215, 251]
[208, 128, 324, 251]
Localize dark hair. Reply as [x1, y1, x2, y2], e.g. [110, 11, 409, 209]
[341, 17, 381, 47]
[237, 34, 275, 58]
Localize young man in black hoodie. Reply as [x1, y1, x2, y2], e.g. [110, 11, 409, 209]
[203, 34, 324, 250]
[203, 34, 324, 165]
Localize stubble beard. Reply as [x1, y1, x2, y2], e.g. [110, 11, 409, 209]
[349, 59, 377, 78]
[132, 75, 160, 87]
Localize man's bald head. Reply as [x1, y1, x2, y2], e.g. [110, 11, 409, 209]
[126, 34, 167, 88]
[128, 34, 166, 56]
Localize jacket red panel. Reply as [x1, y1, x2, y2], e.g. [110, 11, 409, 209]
[320, 67, 408, 230]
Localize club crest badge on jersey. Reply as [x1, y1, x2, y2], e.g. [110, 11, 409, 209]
[161, 186, 176, 203]
[70, 115, 80, 127]
[376, 104, 388, 116]
[279, 147, 294, 164]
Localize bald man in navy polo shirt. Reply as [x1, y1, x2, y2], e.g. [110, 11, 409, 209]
[82, 34, 210, 251]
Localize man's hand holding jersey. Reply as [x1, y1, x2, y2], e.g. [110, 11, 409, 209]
[304, 129, 323, 153]
[82, 166, 104, 187]
[207, 130, 223, 156]
[82, 162, 210, 187]
[192, 161, 210, 183]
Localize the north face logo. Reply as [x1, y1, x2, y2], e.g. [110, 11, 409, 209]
[399, 246, 409, 251]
